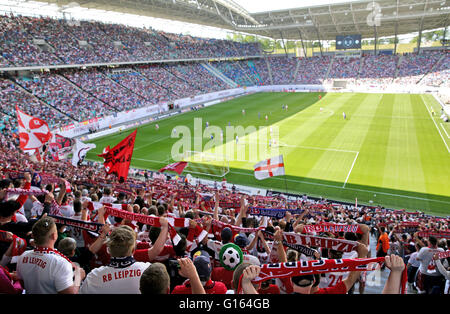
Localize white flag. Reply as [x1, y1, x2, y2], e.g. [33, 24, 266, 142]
[253, 155, 285, 180]
[72, 139, 96, 167]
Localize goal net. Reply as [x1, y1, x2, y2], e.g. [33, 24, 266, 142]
[173, 151, 230, 178]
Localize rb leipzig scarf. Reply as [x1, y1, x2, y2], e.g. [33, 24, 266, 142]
[302, 223, 363, 235]
[280, 231, 359, 253]
[248, 257, 407, 294]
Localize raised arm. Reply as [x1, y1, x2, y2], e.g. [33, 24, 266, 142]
[382, 254, 406, 294]
[147, 217, 169, 261]
[342, 243, 369, 292]
[177, 257, 205, 294]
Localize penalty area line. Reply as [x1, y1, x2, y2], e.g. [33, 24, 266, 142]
[343, 151, 359, 188]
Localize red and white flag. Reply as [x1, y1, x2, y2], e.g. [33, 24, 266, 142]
[158, 161, 188, 175]
[16, 106, 52, 151]
[253, 155, 285, 180]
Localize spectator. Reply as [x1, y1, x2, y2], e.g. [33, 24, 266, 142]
[79, 220, 168, 294]
[16, 216, 85, 294]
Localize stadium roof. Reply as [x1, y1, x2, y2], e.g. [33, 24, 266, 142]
[38, 0, 450, 40]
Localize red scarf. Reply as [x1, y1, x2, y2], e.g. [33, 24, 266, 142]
[0, 231, 27, 256]
[417, 231, 450, 239]
[33, 247, 73, 265]
[240, 258, 407, 294]
[435, 250, 450, 260]
[103, 206, 207, 245]
[210, 219, 263, 234]
[282, 231, 359, 253]
[303, 223, 363, 234]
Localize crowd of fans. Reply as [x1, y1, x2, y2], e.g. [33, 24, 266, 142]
[295, 56, 332, 85]
[0, 78, 71, 129]
[325, 56, 361, 85]
[394, 51, 444, 85]
[17, 73, 108, 123]
[0, 14, 261, 67]
[0, 137, 448, 295]
[356, 54, 399, 86]
[266, 56, 298, 85]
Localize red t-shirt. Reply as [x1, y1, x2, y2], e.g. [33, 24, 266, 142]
[314, 281, 347, 294]
[171, 279, 227, 294]
[258, 284, 280, 294]
[134, 244, 176, 263]
[211, 266, 234, 289]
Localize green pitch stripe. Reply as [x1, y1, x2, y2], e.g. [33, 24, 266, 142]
[343, 94, 394, 190]
[412, 95, 450, 198]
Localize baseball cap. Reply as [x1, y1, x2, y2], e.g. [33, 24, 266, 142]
[291, 274, 314, 287]
[0, 200, 22, 218]
[221, 227, 232, 243]
[234, 233, 249, 248]
[193, 255, 212, 282]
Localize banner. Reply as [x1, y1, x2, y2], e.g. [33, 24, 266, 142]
[49, 134, 74, 161]
[72, 139, 96, 166]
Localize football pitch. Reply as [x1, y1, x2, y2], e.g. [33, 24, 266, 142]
[86, 92, 450, 217]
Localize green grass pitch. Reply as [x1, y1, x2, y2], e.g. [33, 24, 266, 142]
[86, 92, 450, 217]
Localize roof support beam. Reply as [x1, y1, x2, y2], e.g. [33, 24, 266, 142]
[298, 29, 308, 57]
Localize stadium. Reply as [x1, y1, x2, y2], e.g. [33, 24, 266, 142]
[0, 0, 449, 298]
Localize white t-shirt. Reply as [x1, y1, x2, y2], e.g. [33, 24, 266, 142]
[16, 249, 74, 294]
[408, 252, 420, 268]
[99, 196, 116, 204]
[59, 204, 75, 218]
[79, 260, 151, 294]
[417, 247, 445, 276]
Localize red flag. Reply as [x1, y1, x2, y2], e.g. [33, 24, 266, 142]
[98, 129, 137, 182]
[158, 161, 188, 175]
[16, 106, 52, 151]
